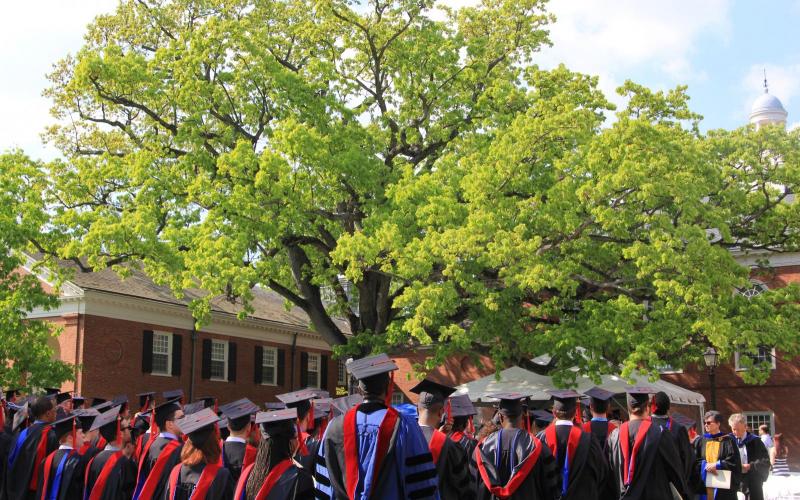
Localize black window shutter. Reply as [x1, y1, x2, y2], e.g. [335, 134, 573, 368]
[171, 334, 182, 377]
[227, 341, 237, 382]
[300, 352, 309, 388]
[142, 330, 153, 373]
[201, 339, 212, 380]
[254, 346, 264, 384]
[277, 349, 285, 386]
[321, 355, 329, 391]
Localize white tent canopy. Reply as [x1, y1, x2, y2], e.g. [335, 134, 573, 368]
[456, 366, 706, 407]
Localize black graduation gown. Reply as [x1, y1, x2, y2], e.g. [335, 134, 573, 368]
[296, 434, 319, 472]
[651, 415, 694, 486]
[221, 440, 247, 484]
[423, 428, 475, 500]
[692, 433, 740, 500]
[84, 449, 137, 500]
[237, 460, 315, 500]
[582, 420, 617, 500]
[4, 423, 58, 500]
[607, 418, 689, 500]
[36, 448, 87, 500]
[140, 436, 183, 500]
[473, 428, 559, 500]
[451, 433, 479, 460]
[733, 433, 770, 500]
[1, 425, 13, 496]
[164, 463, 234, 500]
[537, 424, 608, 500]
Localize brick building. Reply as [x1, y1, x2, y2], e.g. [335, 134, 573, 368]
[23, 253, 353, 405]
[663, 250, 800, 467]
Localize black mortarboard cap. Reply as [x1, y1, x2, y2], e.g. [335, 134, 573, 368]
[220, 398, 259, 421]
[275, 389, 317, 406]
[331, 394, 363, 417]
[625, 386, 654, 407]
[531, 409, 554, 425]
[583, 387, 616, 402]
[346, 354, 398, 380]
[547, 389, 581, 413]
[154, 399, 182, 427]
[137, 392, 156, 409]
[93, 401, 115, 412]
[264, 402, 287, 410]
[90, 405, 120, 432]
[306, 388, 330, 399]
[91, 397, 108, 407]
[53, 414, 78, 440]
[175, 408, 218, 448]
[410, 379, 457, 409]
[182, 401, 205, 416]
[489, 392, 531, 417]
[449, 394, 477, 418]
[56, 392, 72, 405]
[195, 396, 216, 409]
[112, 394, 129, 406]
[162, 389, 184, 401]
[72, 394, 85, 405]
[312, 398, 333, 418]
[218, 416, 229, 430]
[73, 408, 100, 432]
[256, 408, 298, 438]
[133, 411, 151, 433]
[45, 388, 60, 396]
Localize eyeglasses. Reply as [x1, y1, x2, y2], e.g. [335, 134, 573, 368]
[704, 421, 716, 425]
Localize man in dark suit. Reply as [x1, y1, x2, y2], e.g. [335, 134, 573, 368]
[729, 413, 770, 500]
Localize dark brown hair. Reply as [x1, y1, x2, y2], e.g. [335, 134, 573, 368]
[245, 433, 294, 499]
[774, 433, 789, 458]
[180, 435, 221, 466]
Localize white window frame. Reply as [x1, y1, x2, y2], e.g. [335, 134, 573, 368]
[151, 331, 173, 376]
[306, 352, 321, 388]
[261, 346, 278, 386]
[743, 411, 775, 434]
[391, 391, 404, 406]
[735, 346, 777, 371]
[210, 340, 229, 381]
[337, 359, 347, 386]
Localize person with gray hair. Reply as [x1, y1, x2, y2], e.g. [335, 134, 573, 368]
[729, 413, 770, 500]
[692, 410, 741, 500]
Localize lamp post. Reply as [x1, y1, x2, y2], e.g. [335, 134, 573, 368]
[703, 347, 719, 410]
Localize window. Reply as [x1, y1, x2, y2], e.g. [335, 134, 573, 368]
[151, 332, 172, 375]
[735, 346, 777, 371]
[262, 347, 277, 385]
[744, 411, 774, 434]
[337, 360, 347, 386]
[210, 340, 228, 380]
[738, 280, 769, 299]
[307, 353, 320, 388]
[391, 391, 404, 406]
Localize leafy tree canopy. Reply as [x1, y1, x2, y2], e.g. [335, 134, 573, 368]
[0, 151, 75, 390]
[36, 0, 800, 385]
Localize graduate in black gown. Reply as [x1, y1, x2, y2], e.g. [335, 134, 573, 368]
[36, 414, 89, 500]
[410, 379, 475, 500]
[218, 399, 260, 484]
[5, 396, 58, 500]
[473, 392, 559, 500]
[448, 394, 479, 460]
[579, 387, 619, 500]
[84, 406, 137, 500]
[649, 391, 694, 485]
[607, 386, 689, 500]
[164, 408, 234, 500]
[692, 410, 740, 500]
[536, 390, 607, 500]
[234, 408, 314, 500]
[728, 413, 770, 500]
[133, 398, 185, 500]
[315, 354, 439, 500]
[275, 390, 319, 472]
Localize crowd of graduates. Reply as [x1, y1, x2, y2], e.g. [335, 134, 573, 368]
[0, 353, 773, 499]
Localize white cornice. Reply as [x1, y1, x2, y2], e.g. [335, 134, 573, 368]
[731, 250, 800, 268]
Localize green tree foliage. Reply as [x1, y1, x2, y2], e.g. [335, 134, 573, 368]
[40, 0, 800, 384]
[0, 152, 74, 390]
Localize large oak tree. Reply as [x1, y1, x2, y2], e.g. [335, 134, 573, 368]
[38, 0, 800, 384]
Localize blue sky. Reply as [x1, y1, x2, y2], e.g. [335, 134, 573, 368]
[2, 0, 799, 160]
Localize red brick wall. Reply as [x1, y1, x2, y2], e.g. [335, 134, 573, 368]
[76, 314, 336, 407]
[392, 352, 496, 404]
[37, 314, 82, 392]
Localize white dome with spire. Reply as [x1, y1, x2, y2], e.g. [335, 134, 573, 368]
[750, 76, 788, 128]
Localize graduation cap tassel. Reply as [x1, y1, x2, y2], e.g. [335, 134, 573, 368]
[71, 419, 77, 449]
[445, 399, 453, 426]
[308, 403, 315, 431]
[649, 396, 657, 416]
[467, 416, 475, 438]
[574, 404, 582, 425]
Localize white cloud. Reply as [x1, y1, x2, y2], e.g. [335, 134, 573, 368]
[0, 1, 118, 159]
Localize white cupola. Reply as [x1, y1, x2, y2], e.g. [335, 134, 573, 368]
[750, 73, 788, 128]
